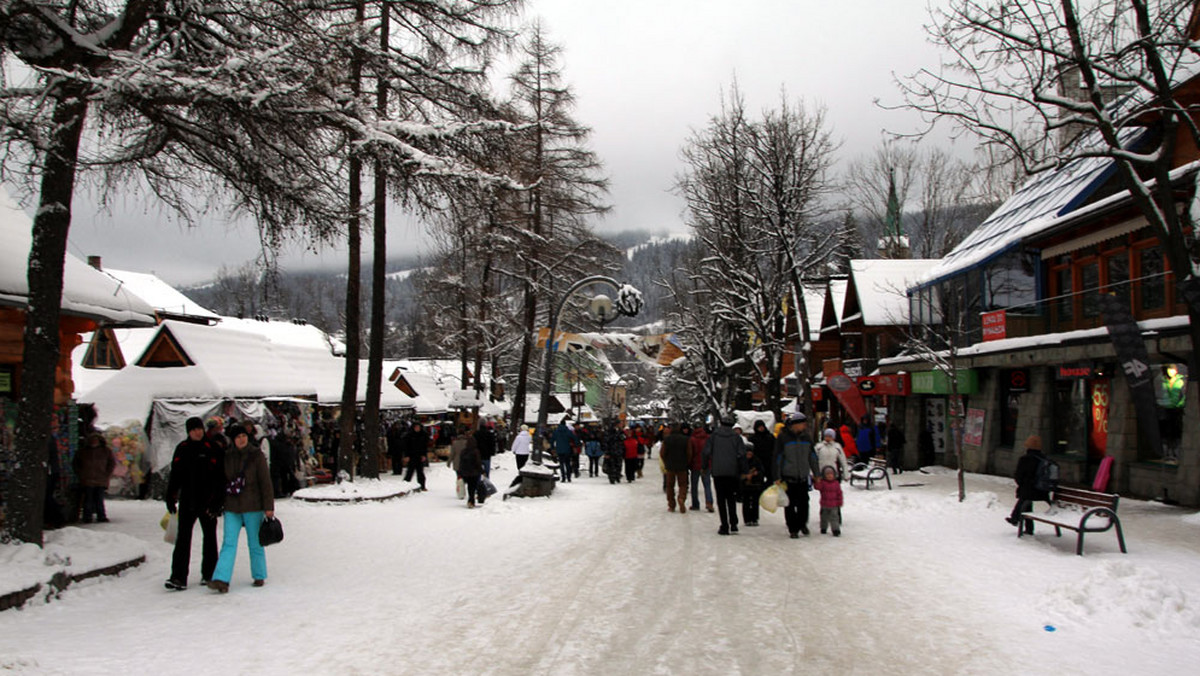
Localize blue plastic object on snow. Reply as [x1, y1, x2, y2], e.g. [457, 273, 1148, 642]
[1043, 625, 1057, 632]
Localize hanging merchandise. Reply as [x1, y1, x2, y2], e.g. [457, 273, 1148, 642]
[104, 420, 150, 497]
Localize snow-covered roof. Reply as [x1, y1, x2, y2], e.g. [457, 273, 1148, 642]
[0, 189, 157, 326]
[394, 358, 468, 390]
[828, 279, 849, 326]
[797, 284, 826, 340]
[77, 319, 412, 426]
[848, 260, 938, 326]
[102, 268, 219, 322]
[219, 315, 345, 355]
[392, 368, 451, 415]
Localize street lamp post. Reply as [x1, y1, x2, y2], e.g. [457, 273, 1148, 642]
[531, 275, 641, 465]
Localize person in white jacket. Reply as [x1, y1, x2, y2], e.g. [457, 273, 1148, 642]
[510, 427, 532, 470]
[813, 428, 848, 481]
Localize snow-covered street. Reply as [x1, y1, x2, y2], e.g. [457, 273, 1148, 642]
[2, 460, 1199, 675]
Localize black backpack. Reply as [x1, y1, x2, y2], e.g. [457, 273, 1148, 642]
[1034, 456, 1059, 493]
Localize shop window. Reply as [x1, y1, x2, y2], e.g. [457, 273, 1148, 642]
[1137, 245, 1166, 313]
[1053, 265, 1073, 323]
[1152, 363, 1187, 463]
[1051, 377, 1088, 456]
[1080, 262, 1100, 318]
[1103, 251, 1130, 308]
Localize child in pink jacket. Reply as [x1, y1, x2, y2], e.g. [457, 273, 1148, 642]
[814, 465, 843, 536]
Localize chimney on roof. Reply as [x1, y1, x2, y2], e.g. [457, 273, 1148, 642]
[87, 255, 102, 270]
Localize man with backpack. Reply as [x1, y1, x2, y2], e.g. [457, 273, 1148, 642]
[1006, 435, 1054, 533]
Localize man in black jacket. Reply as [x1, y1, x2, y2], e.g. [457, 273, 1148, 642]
[1007, 435, 1049, 534]
[403, 422, 429, 491]
[165, 417, 226, 590]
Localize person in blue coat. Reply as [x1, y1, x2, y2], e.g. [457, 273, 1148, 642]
[855, 417, 878, 464]
[552, 421, 580, 483]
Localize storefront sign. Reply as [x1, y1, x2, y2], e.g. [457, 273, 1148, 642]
[981, 310, 1007, 341]
[963, 408, 986, 446]
[874, 373, 910, 396]
[858, 377, 877, 394]
[911, 369, 978, 395]
[1056, 364, 1093, 379]
[811, 387, 824, 402]
[1005, 368, 1030, 393]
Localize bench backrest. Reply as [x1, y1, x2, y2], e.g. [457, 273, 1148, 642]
[869, 456, 887, 469]
[1053, 485, 1119, 511]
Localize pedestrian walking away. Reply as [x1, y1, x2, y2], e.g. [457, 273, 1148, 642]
[511, 426, 533, 471]
[660, 422, 692, 513]
[553, 421, 580, 483]
[704, 418, 747, 535]
[623, 428, 641, 483]
[688, 423, 714, 512]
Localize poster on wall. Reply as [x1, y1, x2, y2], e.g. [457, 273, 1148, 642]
[963, 408, 986, 446]
[1090, 380, 1109, 459]
[926, 399, 947, 459]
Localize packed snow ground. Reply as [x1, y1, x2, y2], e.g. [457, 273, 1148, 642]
[2, 460, 1199, 675]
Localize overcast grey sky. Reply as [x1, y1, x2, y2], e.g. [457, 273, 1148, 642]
[61, 0, 952, 286]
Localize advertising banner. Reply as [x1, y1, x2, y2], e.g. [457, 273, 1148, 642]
[1097, 292, 1161, 459]
[827, 371, 868, 422]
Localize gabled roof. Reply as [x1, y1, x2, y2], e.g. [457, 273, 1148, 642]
[795, 284, 827, 342]
[0, 189, 156, 326]
[846, 260, 939, 326]
[390, 368, 450, 415]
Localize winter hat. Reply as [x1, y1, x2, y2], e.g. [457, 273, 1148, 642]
[1025, 435, 1042, 451]
[228, 426, 249, 441]
[824, 428, 836, 439]
[186, 417, 205, 432]
[786, 411, 807, 425]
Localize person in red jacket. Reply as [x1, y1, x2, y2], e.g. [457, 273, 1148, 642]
[839, 424, 859, 464]
[622, 428, 641, 483]
[688, 424, 714, 512]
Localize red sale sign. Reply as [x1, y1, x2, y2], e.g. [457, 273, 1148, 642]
[981, 310, 1006, 341]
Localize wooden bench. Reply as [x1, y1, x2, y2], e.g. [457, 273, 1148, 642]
[1018, 485, 1127, 556]
[848, 456, 891, 490]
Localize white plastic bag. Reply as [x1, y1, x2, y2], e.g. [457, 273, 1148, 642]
[162, 512, 178, 544]
[776, 482, 790, 509]
[759, 484, 781, 514]
[456, 477, 466, 500]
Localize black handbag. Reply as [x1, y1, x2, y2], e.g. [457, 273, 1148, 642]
[259, 515, 284, 546]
